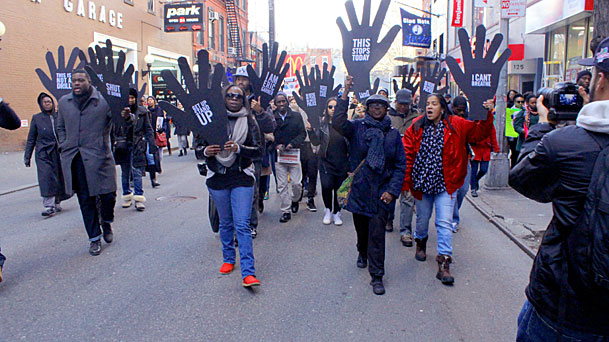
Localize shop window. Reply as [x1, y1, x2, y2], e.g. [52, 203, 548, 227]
[549, 27, 566, 63]
[219, 17, 225, 53]
[147, 0, 155, 14]
[565, 19, 587, 82]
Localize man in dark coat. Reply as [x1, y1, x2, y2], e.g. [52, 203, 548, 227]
[272, 92, 306, 223]
[0, 98, 20, 282]
[333, 76, 407, 295]
[56, 70, 119, 256]
[510, 37, 609, 340]
[24, 92, 69, 217]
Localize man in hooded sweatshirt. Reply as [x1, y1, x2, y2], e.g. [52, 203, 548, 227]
[24, 93, 68, 217]
[510, 37, 609, 340]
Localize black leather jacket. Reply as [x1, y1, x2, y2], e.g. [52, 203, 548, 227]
[509, 122, 609, 335]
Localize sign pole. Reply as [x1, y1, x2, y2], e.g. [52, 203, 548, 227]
[486, 17, 510, 189]
[269, 0, 275, 49]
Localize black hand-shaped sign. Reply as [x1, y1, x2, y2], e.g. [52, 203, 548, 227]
[35, 46, 84, 102]
[418, 62, 448, 111]
[292, 66, 322, 130]
[247, 42, 290, 109]
[446, 25, 511, 120]
[78, 45, 105, 81]
[157, 49, 228, 146]
[317, 62, 342, 109]
[392, 66, 419, 95]
[84, 40, 134, 123]
[337, 0, 400, 101]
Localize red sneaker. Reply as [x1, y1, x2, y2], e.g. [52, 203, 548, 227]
[242, 275, 260, 287]
[219, 263, 234, 275]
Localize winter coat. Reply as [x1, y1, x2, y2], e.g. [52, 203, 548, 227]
[513, 109, 539, 151]
[252, 107, 276, 162]
[145, 110, 162, 174]
[509, 116, 609, 335]
[110, 110, 136, 166]
[332, 98, 406, 218]
[56, 88, 116, 196]
[309, 116, 350, 176]
[131, 106, 157, 169]
[24, 93, 67, 198]
[470, 124, 499, 161]
[0, 101, 20, 130]
[149, 105, 171, 138]
[272, 108, 306, 150]
[402, 110, 494, 200]
[389, 107, 421, 136]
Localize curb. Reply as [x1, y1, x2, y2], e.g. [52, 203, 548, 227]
[465, 194, 536, 259]
[0, 183, 39, 197]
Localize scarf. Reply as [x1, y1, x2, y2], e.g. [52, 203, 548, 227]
[362, 113, 392, 172]
[412, 121, 446, 194]
[216, 107, 249, 168]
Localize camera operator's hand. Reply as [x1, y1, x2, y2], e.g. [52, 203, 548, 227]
[536, 95, 550, 124]
[204, 145, 222, 157]
[578, 86, 590, 105]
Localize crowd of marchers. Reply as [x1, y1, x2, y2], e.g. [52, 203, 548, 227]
[2, 35, 609, 342]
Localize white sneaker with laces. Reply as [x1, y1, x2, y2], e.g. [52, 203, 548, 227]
[323, 208, 332, 225]
[333, 212, 343, 226]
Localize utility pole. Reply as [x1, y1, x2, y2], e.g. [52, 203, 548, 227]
[486, 17, 510, 189]
[269, 0, 275, 48]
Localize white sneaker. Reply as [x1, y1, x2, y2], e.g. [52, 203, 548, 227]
[333, 212, 343, 226]
[323, 208, 332, 225]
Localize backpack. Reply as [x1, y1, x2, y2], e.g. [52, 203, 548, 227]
[567, 132, 609, 304]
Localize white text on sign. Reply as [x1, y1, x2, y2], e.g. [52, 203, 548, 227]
[57, 73, 72, 90]
[106, 83, 121, 97]
[261, 73, 279, 96]
[471, 74, 491, 87]
[352, 39, 371, 62]
[192, 100, 214, 126]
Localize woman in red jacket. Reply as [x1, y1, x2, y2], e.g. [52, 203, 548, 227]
[402, 93, 494, 285]
[469, 119, 499, 197]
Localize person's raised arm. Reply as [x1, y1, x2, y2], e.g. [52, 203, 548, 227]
[332, 75, 355, 138]
[0, 102, 20, 130]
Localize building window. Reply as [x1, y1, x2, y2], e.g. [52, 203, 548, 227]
[124, 0, 134, 5]
[439, 33, 444, 54]
[197, 31, 204, 46]
[147, 0, 155, 14]
[242, 31, 247, 56]
[209, 17, 216, 50]
[219, 17, 225, 53]
[310, 56, 316, 66]
[322, 56, 328, 64]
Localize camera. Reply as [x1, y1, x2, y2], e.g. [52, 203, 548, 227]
[197, 162, 208, 177]
[537, 82, 584, 121]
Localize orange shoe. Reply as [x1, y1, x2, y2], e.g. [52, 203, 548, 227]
[242, 275, 260, 287]
[219, 263, 234, 275]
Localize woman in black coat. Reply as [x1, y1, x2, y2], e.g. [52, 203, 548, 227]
[24, 92, 69, 217]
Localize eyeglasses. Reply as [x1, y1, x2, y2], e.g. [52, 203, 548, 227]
[515, 101, 524, 104]
[327, 105, 335, 109]
[226, 93, 244, 100]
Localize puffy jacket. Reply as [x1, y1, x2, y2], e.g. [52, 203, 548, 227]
[509, 121, 609, 335]
[470, 124, 499, 161]
[332, 98, 406, 218]
[402, 110, 494, 200]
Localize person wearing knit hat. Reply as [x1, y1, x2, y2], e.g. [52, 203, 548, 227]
[577, 70, 592, 91]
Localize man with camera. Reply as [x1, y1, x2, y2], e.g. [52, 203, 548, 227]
[510, 37, 609, 340]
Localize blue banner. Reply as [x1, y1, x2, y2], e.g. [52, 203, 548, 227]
[401, 8, 431, 48]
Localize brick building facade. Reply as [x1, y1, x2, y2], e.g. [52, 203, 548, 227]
[0, 0, 249, 151]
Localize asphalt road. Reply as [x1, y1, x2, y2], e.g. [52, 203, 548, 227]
[0, 155, 532, 341]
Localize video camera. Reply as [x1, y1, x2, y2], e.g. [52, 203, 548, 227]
[537, 82, 584, 121]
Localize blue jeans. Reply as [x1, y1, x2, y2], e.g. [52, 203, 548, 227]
[517, 300, 609, 341]
[414, 191, 456, 256]
[453, 163, 471, 227]
[120, 162, 144, 196]
[470, 160, 489, 191]
[208, 186, 255, 279]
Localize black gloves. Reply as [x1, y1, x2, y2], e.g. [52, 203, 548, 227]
[247, 42, 290, 109]
[158, 49, 229, 146]
[446, 25, 511, 120]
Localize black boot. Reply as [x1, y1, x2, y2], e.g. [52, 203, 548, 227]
[89, 240, 102, 256]
[356, 254, 368, 268]
[436, 255, 455, 285]
[415, 237, 428, 261]
[102, 222, 113, 243]
[178, 150, 184, 157]
[370, 276, 385, 295]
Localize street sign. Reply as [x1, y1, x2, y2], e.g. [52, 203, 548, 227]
[501, 0, 526, 18]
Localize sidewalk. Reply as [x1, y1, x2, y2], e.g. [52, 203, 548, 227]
[0, 135, 180, 195]
[465, 185, 552, 255]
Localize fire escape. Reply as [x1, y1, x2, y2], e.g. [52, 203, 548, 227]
[225, 0, 243, 59]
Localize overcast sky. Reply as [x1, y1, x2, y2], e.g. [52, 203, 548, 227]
[247, 0, 414, 51]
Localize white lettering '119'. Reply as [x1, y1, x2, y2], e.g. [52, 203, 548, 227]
[192, 100, 214, 126]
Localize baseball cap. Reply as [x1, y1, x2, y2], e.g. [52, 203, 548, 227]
[395, 89, 413, 105]
[578, 37, 609, 72]
[234, 66, 249, 78]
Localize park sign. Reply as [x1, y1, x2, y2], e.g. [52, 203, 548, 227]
[164, 3, 203, 32]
